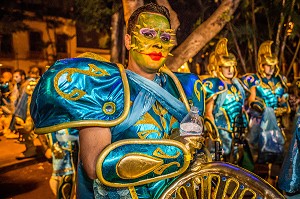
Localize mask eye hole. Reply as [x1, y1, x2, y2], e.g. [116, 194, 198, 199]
[140, 28, 157, 39]
[160, 32, 171, 42]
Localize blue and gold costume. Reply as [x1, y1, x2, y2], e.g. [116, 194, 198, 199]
[203, 77, 247, 156]
[201, 38, 250, 168]
[241, 41, 289, 183]
[49, 128, 78, 198]
[241, 73, 289, 111]
[30, 54, 205, 198]
[241, 73, 289, 159]
[278, 108, 300, 195]
[278, 77, 300, 196]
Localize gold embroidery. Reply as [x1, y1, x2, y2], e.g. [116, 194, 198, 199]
[169, 116, 178, 129]
[204, 81, 213, 89]
[220, 107, 231, 131]
[135, 112, 162, 130]
[153, 102, 167, 130]
[137, 129, 161, 139]
[194, 79, 202, 101]
[275, 81, 283, 89]
[230, 85, 237, 93]
[153, 147, 180, 159]
[153, 162, 181, 175]
[54, 63, 110, 101]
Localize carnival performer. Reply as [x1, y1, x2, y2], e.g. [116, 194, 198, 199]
[241, 41, 290, 184]
[30, 3, 205, 199]
[202, 38, 253, 171]
[48, 128, 79, 199]
[278, 75, 300, 198]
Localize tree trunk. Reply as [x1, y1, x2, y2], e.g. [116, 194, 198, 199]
[228, 22, 247, 73]
[165, 0, 241, 71]
[279, 0, 296, 73]
[251, 0, 257, 70]
[275, 0, 286, 57]
[110, 8, 126, 64]
[286, 37, 300, 77]
[122, 0, 144, 26]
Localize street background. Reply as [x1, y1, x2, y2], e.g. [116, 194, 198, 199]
[0, 135, 54, 199]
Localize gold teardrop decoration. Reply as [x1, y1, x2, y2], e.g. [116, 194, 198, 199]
[116, 153, 163, 179]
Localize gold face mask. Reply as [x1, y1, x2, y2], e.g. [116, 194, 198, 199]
[130, 12, 175, 73]
[213, 38, 237, 80]
[257, 41, 279, 77]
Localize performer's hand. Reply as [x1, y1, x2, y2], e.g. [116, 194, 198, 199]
[274, 107, 287, 117]
[170, 128, 205, 157]
[15, 116, 34, 133]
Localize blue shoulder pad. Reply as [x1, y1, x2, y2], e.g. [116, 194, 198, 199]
[30, 57, 129, 134]
[241, 73, 260, 91]
[174, 73, 205, 116]
[202, 77, 226, 101]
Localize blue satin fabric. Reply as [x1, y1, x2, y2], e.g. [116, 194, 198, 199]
[258, 107, 284, 153]
[279, 111, 300, 193]
[242, 73, 288, 163]
[111, 71, 187, 137]
[203, 77, 248, 155]
[30, 57, 205, 199]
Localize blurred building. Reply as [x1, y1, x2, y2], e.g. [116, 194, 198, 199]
[0, 0, 111, 74]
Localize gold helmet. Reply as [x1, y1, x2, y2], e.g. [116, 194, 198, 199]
[214, 38, 237, 80]
[207, 52, 217, 77]
[257, 41, 279, 77]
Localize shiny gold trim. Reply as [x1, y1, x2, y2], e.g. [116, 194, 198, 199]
[96, 139, 191, 188]
[208, 174, 221, 198]
[76, 52, 109, 62]
[35, 63, 130, 134]
[219, 107, 231, 131]
[128, 186, 138, 199]
[160, 65, 190, 112]
[159, 162, 285, 199]
[204, 117, 222, 143]
[223, 178, 239, 197]
[102, 102, 116, 115]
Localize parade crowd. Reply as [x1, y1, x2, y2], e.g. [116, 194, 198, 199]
[1, 3, 300, 199]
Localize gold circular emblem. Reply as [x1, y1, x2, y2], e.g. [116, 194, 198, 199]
[103, 102, 116, 115]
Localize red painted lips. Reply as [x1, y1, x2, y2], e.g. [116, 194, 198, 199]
[147, 52, 164, 61]
[139, 51, 164, 61]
